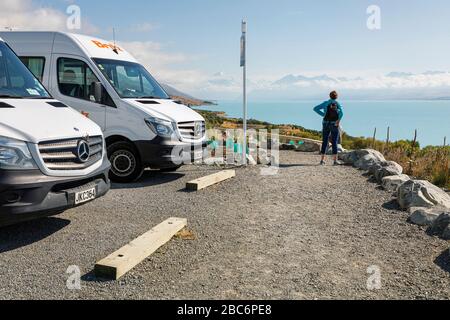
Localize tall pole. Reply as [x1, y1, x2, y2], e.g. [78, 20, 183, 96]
[241, 20, 247, 165]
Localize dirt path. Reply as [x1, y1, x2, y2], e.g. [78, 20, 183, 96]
[0, 151, 449, 299]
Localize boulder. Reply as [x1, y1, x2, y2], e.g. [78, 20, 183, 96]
[339, 149, 385, 168]
[338, 151, 358, 165]
[408, 207, 441, 226]
[280, 143, 297, 151]
[429, 211, 450, 239]
[257, 149, 271, 165]
[354, 149, 385, 160]
[397, 180, 450, 210]
[354, 151, 386, 171]
[373, 161, 403, 182]
[368, 162, 383, 176]
[296, 141, 321, 153]
[381, 174, 410, 192]
[443, 226, 450, 240]
[204, 157, 226, 166]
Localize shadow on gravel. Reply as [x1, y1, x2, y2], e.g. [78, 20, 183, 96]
[382, 199, 400, 211]
[0, 218, 70, 253]
[81, 270, 112, 283]
[279, 164, 319, 168]
[434, 249, 450, 273]
[111, 171, 185, 190]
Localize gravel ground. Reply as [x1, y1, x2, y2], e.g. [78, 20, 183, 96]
[0, 151, 449, 300]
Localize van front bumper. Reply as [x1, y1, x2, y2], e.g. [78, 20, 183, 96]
[135, 137, 207, 169]
[0, 160, 111, 227]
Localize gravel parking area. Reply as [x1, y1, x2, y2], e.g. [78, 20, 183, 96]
[0, 151, 449, 300]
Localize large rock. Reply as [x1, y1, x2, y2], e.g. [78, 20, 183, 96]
[296, 141, 321, 153]
[257, 149, 271, 165]
[397, 180, 450, 210]
[280, 143, 297, 151]
[354, 150, 386, 171]
[381, 174, 410, 192]
[338, 151, 358, 165]
[429, 211, 450, 239]
[408, 207, 441, 226]
[204, 157, 225, 166]
[373, 161, 403, 182]
[339, 149, 386, 168]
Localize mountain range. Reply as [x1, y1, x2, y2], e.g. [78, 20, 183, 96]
[184, 70, 450, 101]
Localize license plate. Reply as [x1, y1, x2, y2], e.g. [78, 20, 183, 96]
[74, 187, 96, 205]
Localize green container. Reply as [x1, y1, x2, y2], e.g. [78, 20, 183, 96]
[234, 143, 242, 154]
[226, 138, 234, 149]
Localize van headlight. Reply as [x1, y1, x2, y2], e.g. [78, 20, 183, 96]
[0, 136, 38, 170]
[145, 117, 175, 138]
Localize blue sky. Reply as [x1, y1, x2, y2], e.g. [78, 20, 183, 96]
[52, 0, 450, 75]
[3, 0, 450, 99]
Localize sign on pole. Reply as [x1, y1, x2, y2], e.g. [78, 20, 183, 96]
[240, 24, 246, 67]
[241, 20, 247, 165]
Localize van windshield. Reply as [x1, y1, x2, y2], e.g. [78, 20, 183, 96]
[93, 58, 169, 99]
[0, 42, 50, 99]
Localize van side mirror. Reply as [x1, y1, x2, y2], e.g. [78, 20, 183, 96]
[93, 82, 104, 104]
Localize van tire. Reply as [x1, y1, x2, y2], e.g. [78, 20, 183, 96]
[107, 142, 143, 183]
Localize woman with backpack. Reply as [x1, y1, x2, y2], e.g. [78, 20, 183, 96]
[314, 91, 344, 165]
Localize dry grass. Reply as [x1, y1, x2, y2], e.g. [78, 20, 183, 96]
[175, 228, 196, 241]
[384, 146, 450, 189]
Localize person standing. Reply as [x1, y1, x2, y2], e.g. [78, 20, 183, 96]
[314, 91, 344, 165]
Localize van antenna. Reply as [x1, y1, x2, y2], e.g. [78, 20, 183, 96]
[112, 28, 119, 54]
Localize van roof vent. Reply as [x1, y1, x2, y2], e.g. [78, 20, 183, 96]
[136, 100, 160, 105]
[47, 102, 69, 108]
[0, 102, 15, 108]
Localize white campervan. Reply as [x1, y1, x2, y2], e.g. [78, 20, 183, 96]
[1, 32, 207, 182]
[0, 37, 110, 227]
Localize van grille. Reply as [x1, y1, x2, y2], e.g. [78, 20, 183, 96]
[38, 136, 103, 171]
[177, 121, 205, 140]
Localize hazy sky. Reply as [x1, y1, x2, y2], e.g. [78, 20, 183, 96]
[2, 0, 450, 99]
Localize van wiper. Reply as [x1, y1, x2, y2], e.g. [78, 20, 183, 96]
[137, 96, 159, 99]
[138, 96, 169, 100]
[0, 95, 23, 99]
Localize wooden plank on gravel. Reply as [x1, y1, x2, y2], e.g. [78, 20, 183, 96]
[94, 217, 187, 280]
[186, 170, 236, 191]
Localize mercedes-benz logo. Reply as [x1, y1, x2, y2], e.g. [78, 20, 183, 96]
[77, 140, 90, 163]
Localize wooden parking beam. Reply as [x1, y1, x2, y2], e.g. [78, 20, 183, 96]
[186, 170, 236, 191]
[94, 217, 187, 280]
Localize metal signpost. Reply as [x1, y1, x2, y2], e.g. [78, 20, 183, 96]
[241, 20, 247, 165]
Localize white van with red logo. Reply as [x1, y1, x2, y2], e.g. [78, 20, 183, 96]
[1, 31, 206, 182]
[0, 37, 110, 226]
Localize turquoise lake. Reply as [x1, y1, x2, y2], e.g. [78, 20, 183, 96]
[195, 100, 450, 147]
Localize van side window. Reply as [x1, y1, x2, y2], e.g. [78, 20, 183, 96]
[19, 57, 45, 82]
[57, 58, 100, 103]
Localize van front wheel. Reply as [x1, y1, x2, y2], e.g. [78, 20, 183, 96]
[108, 142, 144, 183]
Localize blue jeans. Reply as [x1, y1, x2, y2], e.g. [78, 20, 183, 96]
[321, 122, 339, 155]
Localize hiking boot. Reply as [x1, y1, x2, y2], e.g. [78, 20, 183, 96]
[320, 160, 326, 165]
[333, 160, 342, 166]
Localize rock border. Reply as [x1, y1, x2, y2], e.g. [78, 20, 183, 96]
[339, 149, 450, 241]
